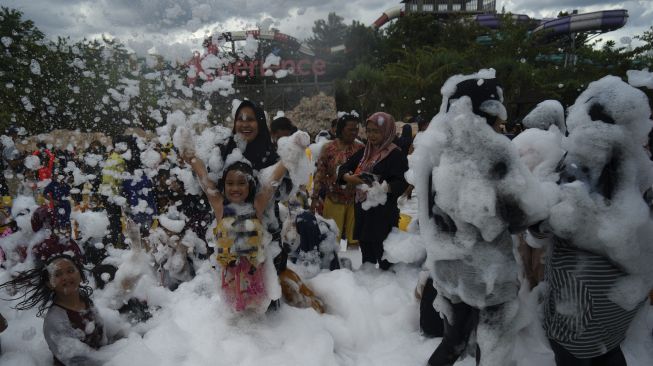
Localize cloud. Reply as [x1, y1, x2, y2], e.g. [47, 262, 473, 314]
[3, 0, 652, 59]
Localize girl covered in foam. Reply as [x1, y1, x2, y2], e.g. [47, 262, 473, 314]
[0, 208, 107, 365]
[182, 130, 309, 313]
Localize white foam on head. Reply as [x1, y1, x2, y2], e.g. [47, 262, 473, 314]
[566, 75, 652, 146]
[547, 77, 653, 304]
[521, 100, 566, 134]
[512, 127, 565, 183]
[439, 68, 497, 114]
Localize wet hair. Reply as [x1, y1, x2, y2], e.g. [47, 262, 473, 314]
[0, 255, 92, 317]
[218, 161, 258, 204]
[270, 117, 297, 134]
[336, 114, 360, 138]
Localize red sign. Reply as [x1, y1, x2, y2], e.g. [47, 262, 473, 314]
[221, 58, 326, 77]
[187, 53, 327, 86]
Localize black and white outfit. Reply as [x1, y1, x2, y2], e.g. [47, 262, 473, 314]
[541, 76, 653, 366]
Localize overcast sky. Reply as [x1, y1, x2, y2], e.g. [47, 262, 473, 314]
[2, 0, 652, 60]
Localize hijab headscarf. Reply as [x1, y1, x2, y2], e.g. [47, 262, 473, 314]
[221, 100, 279, 171]
[356, 112, 399, 174]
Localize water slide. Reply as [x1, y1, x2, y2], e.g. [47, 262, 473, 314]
[371, 6, 405, 29]
[474, 9, 629, 38]
[201, 6, 407, 57]
[208, 29, 315, 56]
[532, 9, 629, 38]
[196, 7, 628, 58]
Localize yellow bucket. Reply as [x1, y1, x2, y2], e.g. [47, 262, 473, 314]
[398, 213, 412, 231]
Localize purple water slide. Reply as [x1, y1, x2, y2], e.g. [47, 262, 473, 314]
[473, 10, 628, 37]
[533, 10, 628, 36]
[473, 14, 533, 29]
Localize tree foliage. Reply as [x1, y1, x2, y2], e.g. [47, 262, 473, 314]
[0, 7, 179, 136]
[315, 11, 647, 121]
[1, 7, 650, 134]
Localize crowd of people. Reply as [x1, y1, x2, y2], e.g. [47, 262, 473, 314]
[0, 69, 652, 366]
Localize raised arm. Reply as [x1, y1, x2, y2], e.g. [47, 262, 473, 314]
[254, 162, 288, 218]
[183, 154, 224, 222]
[310, 146, 328, 210]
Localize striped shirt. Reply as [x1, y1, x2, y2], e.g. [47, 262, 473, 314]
[543, 238, 642, 358]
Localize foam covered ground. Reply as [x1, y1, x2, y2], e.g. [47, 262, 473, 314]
[1, 205, 651, 366]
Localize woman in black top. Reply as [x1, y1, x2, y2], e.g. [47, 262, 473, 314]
[338, 112, 408, 270]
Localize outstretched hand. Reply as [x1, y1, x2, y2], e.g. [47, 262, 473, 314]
[124, 218, 142, 251]
[174, 126, 196, 164]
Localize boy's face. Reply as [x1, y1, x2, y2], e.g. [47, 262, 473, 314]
[224, 169, 250, 204]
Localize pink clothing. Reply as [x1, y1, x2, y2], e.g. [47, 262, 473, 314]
[220, 258, 267, 312]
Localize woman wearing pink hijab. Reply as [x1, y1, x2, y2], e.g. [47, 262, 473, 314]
[337, 112, 409, 270]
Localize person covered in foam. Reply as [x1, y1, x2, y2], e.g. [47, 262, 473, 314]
[0, 207, 108, 366]
[181, 130, 316, 314]
[536, 76, 653, 365]
[408, 69, 549, 366]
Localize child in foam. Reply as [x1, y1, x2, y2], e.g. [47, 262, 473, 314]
[184, 148, 296, 313]
[0, 221, 107, 366]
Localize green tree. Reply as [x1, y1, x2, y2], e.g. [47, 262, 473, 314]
[307, 12, 348, 54]
[0, 7, 49, 132]
[336, 63, 386, 118]
[383, 47, 468, 117]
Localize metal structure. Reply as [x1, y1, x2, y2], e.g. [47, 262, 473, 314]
[401, 0, 496, 14]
